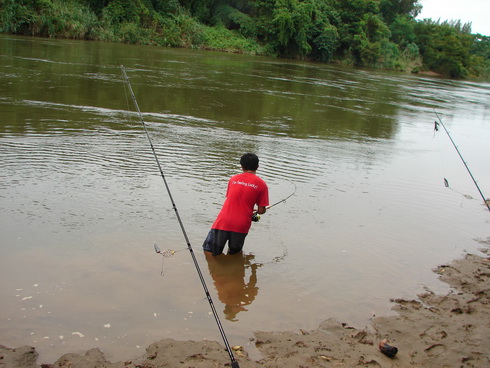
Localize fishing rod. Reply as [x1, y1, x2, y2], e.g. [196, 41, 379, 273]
[266, 180, 297, 210]
[120, 65, 240, 368]
[252, 180, 296, 222]
[434, 111, 490, 211]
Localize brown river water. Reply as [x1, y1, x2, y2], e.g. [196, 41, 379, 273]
[1, 35, 489, 363]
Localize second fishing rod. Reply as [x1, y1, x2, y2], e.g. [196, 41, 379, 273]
[434, 111, 490, 212]
[120, 65, 240, 368]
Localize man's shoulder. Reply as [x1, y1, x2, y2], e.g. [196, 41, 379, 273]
[253, 175, 268, 190]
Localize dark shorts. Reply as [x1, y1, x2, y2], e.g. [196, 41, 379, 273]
[202, 229, 248, 256]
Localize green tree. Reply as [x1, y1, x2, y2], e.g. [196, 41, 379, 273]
[334, 0, 396, 67]
[178, 0, 215, 22]
[253, 0, 339, 61]
[389, 14, 416, 47]
[214, 4, 257, 37]
[0, 0, 99, 38]
[150, 0, 181, 14]
[102, 0, 141, 24]
[471, 34, 490, 59]
[0, 0, 49, 34]
[79, 0, 111, 15]
[467, 34, 490, 77]
[415, 20, 473, 78]
[272, 0, 311, 57]
[379, 0, 421, 24]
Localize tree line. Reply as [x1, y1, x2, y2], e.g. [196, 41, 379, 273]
[1, 0, 489, 78]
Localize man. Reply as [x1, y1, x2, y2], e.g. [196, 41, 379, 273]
[203, 153, 269, 256]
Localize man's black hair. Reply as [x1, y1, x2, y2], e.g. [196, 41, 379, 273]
[240, 153, 259, 171]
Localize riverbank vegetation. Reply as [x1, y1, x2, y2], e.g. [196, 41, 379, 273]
[1, 0, 489, 78]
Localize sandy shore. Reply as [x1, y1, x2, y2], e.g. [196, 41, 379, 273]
[1, 241, 489, 368]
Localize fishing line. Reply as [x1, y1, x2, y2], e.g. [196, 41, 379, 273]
[253, 241, 288, 266]
[120, 65, 241, 368]
[250, 180, 295, 264]
[433, 121, 447, 177]
[433, 111, 490, 211]
[443, 178, 475, 202]
[252, 179, 297, 222]
[433, 124, 467, 200]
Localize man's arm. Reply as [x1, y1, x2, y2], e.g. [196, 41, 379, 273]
[257, 206, 267, 215]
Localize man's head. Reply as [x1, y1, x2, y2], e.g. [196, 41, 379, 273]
[240, 153, 259, 171]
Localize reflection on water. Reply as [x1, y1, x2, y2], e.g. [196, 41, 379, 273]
[1, 35, 490, 364]
[205, 252, 260, 321]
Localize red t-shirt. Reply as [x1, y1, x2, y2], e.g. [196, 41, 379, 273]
[212, 172, 269, 233]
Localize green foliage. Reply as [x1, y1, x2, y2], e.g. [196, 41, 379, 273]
[200, 24, 261, 53]
[0, 0, 50, 34]
[472, 35, 490, 59]
[215, 4, 257, 38]
[467, 54, 490, 78]
[151, 0, 181, 14]
[46, 0, 99, 38]
[389, 14, 416, 47]
[102, 0, 141, 25]
[341, 12, 392, 67]
[414, 19, 474, 78]
[310, 24, 339, 62]
[0, 0, 99, 38]
[273, 0, 313, 57]
[117, 21, 149, 43]
[365, 14, 390, 42]
[178, 0, 214, 22]
[171, 12, 205, 47]
[79, 0, 110, 15]
[252, 0, 340, 62]
[379, 0, 421, 24]
[335, 0, 382, 58]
